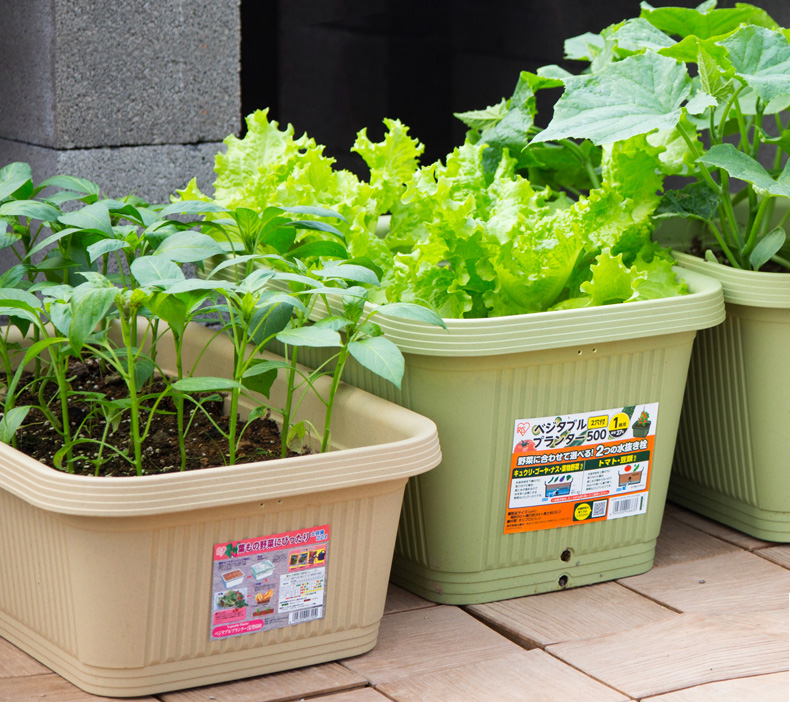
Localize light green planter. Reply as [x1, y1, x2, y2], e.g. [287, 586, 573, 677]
[280, 269, 724, 603]
[668, 252, 790, 541]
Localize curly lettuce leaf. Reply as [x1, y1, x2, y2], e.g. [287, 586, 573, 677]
[176, 110, 429, 277]
[384, 132, 681, 318]
[351, 118, 425, 214]
[579, 249, 646, 306]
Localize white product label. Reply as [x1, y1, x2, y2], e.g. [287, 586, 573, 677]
[504, 403, 657, 534]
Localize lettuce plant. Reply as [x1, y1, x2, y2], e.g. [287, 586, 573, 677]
[532, 0, 790, 272]
[384, 77, 687, 317]
[178, 108, 425, 277]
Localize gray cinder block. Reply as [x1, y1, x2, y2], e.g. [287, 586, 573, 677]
[0, 139, 223, 204]
[0, 0, 241, 148]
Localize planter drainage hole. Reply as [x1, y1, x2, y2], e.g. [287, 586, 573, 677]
[560, 549, 572, 562]
[558, 574, 569, 588]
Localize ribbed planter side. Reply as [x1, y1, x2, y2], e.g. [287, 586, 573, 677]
[279, 269, 725, 603]
[0, 323, 441, 696]
[669, 253, 790, 540]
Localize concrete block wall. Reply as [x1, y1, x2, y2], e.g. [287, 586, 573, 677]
[0, 0, 240, 202]
[3, 0, 790, 273]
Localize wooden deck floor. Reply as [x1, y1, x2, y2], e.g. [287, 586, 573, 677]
[2, 503, 788, 701]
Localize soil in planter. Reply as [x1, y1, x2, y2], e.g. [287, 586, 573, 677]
[687, 235, 787, 273]
[9, 358, 304, 477]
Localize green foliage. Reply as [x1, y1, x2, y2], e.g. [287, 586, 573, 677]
[174, 109, 424, 277]
[0, 169, 444, 473]
[533, 0, 790, 271]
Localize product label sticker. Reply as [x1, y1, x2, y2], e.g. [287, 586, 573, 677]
[210, 525, 329, 640]
[504, 404, 658, 534]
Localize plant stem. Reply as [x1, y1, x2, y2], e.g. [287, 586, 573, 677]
[774, 114, 786, 171]
[771, 253, 790, 270]
[281, 345, 298, 458]
[173, 332, 187, 470]
[51, 350, 73, 471]
[95, 419, 112, 476]
[750, 101, 764, 159]
[704, 219, 742, 269]
[321, 348, 349, 453]
[558, 138, 600, 189]
[717, 170, 744, 251]
[121, 316, 143, 475]
[742, 196, 773, 265]
[676, 123, 722, 196]
[226, 303, 244, 465]
[732, 98, 751, 153]
[717, 83, 746, 144]
[676, 122, 743, 267]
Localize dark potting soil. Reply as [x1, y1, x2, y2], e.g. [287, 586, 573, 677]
[10, 358, 303, 477]
[687, 236, 788, 273]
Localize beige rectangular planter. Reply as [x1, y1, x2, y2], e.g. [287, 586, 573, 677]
[0, 323, 441, 697]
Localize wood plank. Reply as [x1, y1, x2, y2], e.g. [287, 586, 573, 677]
[618, 551, 790, 614]
[0, 638, 49, 679]
[467, 582, 676, 647]
[161, 663, 367, 702]
[653, 514, 740, 568]
[548, 613, 787, 699]
[377, 649, 629, 702]
[670, 510, 771, 550]
[709, 609, 788, 640]
[340, 605, 523, 685]
[384, 584, 437, 615]
[310, 689, 390, 701]
[641, 672, 789, 701]
[756, 545, 790, 570]
[0, 673, 158, 702]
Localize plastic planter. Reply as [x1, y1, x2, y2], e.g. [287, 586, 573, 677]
[293, 269, 724, 604]
[667, 252, 790, 541]
[0, 323, 440, 697]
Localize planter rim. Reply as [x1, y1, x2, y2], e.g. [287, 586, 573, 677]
[672, 251, 790, 308]
[0, 325, 441, 518]
[369, 267, 724, 356]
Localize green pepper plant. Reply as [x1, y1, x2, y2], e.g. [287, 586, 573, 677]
[0, 165, 445, 477]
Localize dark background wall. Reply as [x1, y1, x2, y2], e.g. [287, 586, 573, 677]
[239, 0, 790, 179]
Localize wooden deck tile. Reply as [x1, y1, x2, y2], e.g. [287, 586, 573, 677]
[160, 663, 367, 702]
[709, 609, 789, 641]
[310, 688, 390, 701]
[340, 605, 523, 685]
[0, 638, 49, 679]
[547, 613, 787, 699]
[384, 584, 437, 615]
[756, 545, 790, 570]
[0, 673, 158, 701]
[641, 672, 789, 701]
[670, 510, 771, 550]
[466, 582, 676, 647]
[377, 649, 629, 702]
[653, 514, 740, 568]
[618, 551, 790, 614]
